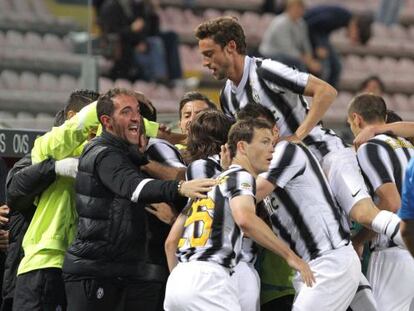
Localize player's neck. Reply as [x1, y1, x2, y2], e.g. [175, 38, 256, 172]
[229, 54, 246, 86]
[232, 156, 257, 178]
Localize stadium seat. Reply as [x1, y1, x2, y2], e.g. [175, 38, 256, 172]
[1, 70, 19, 89]
[58, 74, 78, 92]
[19, 71, 38, 90]
[39, 72, 59, 92]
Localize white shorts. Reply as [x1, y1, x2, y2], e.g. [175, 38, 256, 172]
[367, 247, 414, 311]
[321, 147, 371, 215]
[231, 261, 260, 311]
[164, 261, 241, 311]
[292, 244, 361, 311]
[349, 273, 377, 311]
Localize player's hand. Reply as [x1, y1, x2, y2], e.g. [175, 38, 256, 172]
[286, 254, 315, 287]
[179, 179, 216, 199]
[0, 205, 9, 225]
[220, 144, 231, 170]
[353, 125, 377, 150]
[0, 230, 9, 251]
[145, 203, 177, 225]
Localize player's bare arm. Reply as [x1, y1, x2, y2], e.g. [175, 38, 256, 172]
[294, 75, 337, 141]
[352, 182, 401, 251]
[165, 213, 187, 272]
[354, 121, 414, 149]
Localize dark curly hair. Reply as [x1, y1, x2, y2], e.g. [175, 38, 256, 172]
[195, 16, 247, 54]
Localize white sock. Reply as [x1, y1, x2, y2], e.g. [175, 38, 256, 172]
[371, 210, 406, 248]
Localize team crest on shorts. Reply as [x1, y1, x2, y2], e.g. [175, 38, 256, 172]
[96, 287, 104, 299]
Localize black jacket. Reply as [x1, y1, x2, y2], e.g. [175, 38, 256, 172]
[3, 155, 56, 300]
[63, 131, 181, 279]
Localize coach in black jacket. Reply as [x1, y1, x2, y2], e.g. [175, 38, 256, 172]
[62, 88, 214, 311]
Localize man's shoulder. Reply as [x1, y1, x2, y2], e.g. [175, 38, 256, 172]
[81, 136, 111, 160]
[363, 134, 412, 151]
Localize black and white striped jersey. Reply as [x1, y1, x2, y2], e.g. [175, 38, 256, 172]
[177, 165, 256, 269]
[146, 138, 186, 168]
[186, 154, 222, 180]
[357, 134, 414, 249]
[220, 56, 346, 162]
[260, 141, 350, 262]
[185, 158, 258, 265]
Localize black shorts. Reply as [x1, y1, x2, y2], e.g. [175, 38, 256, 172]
[13, 268, 66, 311]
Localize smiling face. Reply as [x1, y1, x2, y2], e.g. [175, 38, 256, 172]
[199, 38, 233, 81]
[245, 128, 274, 175]
[104, 94, 141, 145]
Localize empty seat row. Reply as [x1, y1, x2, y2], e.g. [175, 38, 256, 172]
[0, 30, 72, 52]
[0, 70, 79, 92]
[0, 47, 112, 76]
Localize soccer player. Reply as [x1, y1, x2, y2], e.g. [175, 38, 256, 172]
[186, 110, 261, 311]
[255, 133, 361, 311]
[194, 16, 407, 251]
[348, 93, 414, 311]
[164, 119, 314, 311]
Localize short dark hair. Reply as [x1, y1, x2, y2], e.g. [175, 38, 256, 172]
[237, 103, 276, 125]
[348, 93, 387, 123]
[187, 110, 233, 161]
[54, 89, 100, 127]
[386, 110, 403, 123]
[178, 91, 217, 119]
[227, 119, 273, 159]
[97, 88, 137, 128]
[355, 14, 372, 45]
[64, 89, 100, 116]
[358, 75, 385, 93]
[195, 16, 247, 55]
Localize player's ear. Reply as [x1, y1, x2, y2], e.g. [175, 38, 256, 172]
[353, 113, 363, 128]
[236, 140, 247, 155]
[226, 40, 237, 53]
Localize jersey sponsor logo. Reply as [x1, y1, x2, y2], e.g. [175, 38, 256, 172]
[240, 182, 252, 191]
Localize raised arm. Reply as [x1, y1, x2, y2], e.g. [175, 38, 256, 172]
[296, 75, 337, 140]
